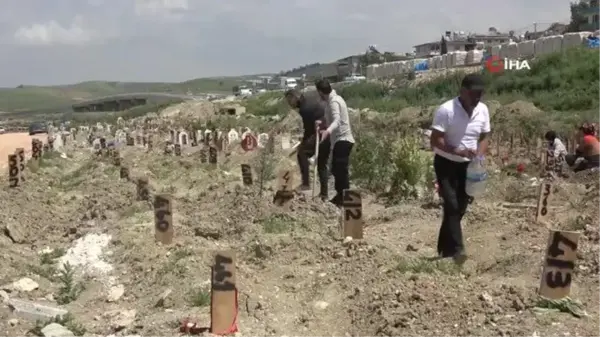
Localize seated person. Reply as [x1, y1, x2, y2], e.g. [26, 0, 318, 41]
[565, 123, 600, 172]
[544, 130, 568, 174]
[544, 130, 568, 158]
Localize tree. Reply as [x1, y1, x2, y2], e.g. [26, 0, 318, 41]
[566, 1, 590, 32]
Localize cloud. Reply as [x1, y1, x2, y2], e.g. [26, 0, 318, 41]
[0, 0, 571, 86]
[134, 0, 189, 19]
[13, 16, 93, 46]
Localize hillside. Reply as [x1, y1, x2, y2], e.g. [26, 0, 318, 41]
[0, 76, 262, 113]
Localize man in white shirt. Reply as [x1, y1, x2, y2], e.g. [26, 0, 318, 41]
[315, 79, 356, 207]
[429, 74, 491, 264]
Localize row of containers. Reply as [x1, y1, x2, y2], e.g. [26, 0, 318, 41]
[366, 31, 597, 79]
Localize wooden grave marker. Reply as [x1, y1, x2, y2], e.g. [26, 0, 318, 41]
[15, 148, 25, 183]
[120, 167, 129, 180]
[31, 139, 41, 161]
[200, 147, 208, 163]
[113, 150, 121, 166]
[7, 154, 19, 188]
[210, 251, 238, 335]
[543, 149, 555, 175]
[273, 169, 294, 206]
[174, 144, 182, 156]
[137, 178, 150, 201]
[126, 134, 134, 146]
[241, 164, 253, 186]
[539, 230, 580, 300]
[154, 194, 174, 244]
[341, 189, 364, 239]
[536, 181, 553, 225]
[209, 146, 218, 165]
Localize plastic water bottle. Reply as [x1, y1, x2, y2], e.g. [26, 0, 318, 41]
[465, 156, 488, 197]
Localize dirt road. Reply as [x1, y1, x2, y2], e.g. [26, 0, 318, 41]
[0, 133, 46, 169]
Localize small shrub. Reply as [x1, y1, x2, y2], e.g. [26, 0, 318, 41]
[261, 214, 295, 234]
[189, 287, 210, 307]
[56, 262, 84, 305]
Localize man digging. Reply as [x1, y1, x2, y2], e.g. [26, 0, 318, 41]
[284, 89, 331, 201]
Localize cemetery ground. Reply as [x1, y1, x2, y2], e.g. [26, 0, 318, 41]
[0, 48, 598, 336]
[0, 113, 597, 336]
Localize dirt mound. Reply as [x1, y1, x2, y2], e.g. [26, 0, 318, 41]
[492, 100, 544, 128]
[160, 100, 217, 119]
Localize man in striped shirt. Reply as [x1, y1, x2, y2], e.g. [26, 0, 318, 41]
[315, 79, 356, 207]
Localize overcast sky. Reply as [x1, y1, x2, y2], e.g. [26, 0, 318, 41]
[0, 0, 570, 87]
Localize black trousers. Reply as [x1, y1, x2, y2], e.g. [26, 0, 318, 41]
[331, 140, 354, 197]
[297, 137, 331, 196]
[434, 155, 469, 257]
[566, 154, 600, 172]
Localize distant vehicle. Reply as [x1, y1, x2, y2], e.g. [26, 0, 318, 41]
[29, 122, 47, 135]
[280, 77, 297, 90]
[257, 88, 267, 93]
[344, 74, 367, 83]
[0, 128, 5, 134]
[233, 85, 253, 97]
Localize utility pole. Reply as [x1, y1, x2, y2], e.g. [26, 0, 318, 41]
[534, 22, 537, 33]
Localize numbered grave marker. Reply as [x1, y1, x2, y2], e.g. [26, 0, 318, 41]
[210, 251, 238, 335]
[544, 149, 555, 175]
[241, 133, 257, 152]
[536, 181, 553, 225]
[120, 166, 129, 180]
[273, 170, 294, 206]
[15, 148, 25, 183]
[174, 144, 182, 156]
[209, 146, 217, 165]
[8, 154, 19, 188]
[154, 194, 174, 244]
[31, 139, 41, 161]
[241, 164, 253, 185]
[539, 230, 580, 300]
[342, 189, 364, 239]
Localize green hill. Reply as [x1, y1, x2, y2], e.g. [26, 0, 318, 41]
[0, 76, 262, 113]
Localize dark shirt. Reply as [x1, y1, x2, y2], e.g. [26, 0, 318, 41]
[298, 96, 326, 142]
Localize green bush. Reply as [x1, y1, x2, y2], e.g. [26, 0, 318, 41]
[351, 131, 433, 202]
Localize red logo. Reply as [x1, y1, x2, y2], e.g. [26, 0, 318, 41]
[485, 55, 504, 73]
[241, 133, 257, 152]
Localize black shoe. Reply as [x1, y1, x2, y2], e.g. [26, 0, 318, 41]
[453, 251, 468, 265]
[319, 194, 328, 202]
[329, 194, 342, 207]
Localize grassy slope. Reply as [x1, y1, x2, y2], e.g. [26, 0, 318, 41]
[338, 47, 599, 113]
[0, 76, 259, 112]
